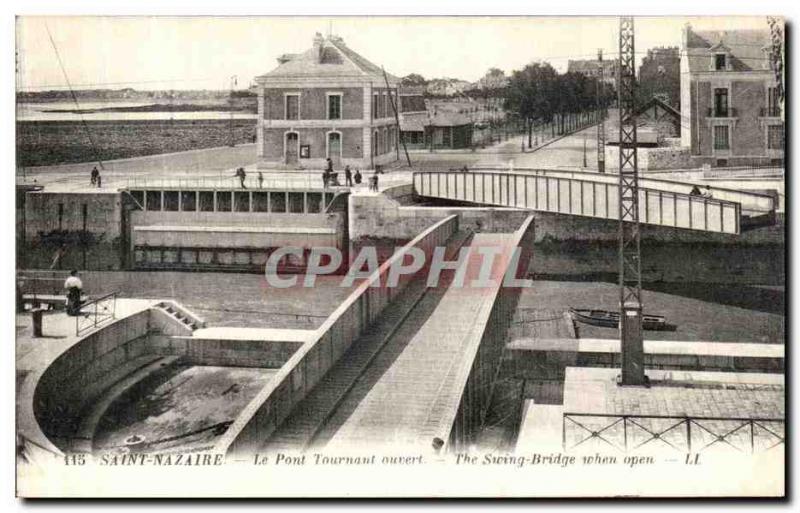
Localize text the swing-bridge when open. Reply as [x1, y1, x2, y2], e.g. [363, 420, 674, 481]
[562, 412, 784, 454]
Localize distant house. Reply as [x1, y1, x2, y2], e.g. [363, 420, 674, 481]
[638, 47, 681, 109]
[254, 33, 400, 170]
[567, 57, 618, 86]
[636, 96, 682, 140]
[398, 86, 428, 147]
[423, 109, 474, 150]
[680, 24, 784, 168]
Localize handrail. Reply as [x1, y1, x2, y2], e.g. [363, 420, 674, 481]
[75, 292, 117, 336]
[562, 412, 785, 454]
[439, 167, 776, 206]
[414, 169, 743, 234]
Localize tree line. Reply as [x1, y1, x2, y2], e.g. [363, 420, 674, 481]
[503, 62, 614, 148]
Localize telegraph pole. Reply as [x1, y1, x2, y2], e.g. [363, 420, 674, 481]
[596, 49, 606, 173]
[229, 75, 237, 147]
[617, 16, 646, 386]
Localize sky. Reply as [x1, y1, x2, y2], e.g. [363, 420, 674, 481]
[15, 15, 773, 91]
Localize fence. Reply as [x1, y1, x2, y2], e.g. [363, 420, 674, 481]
[563, 412, 785, 454]
[414, 170, 742, 234]
[703, 166, 784, 180]
[75, 292, 117, 336]
[124, 172, 413, 192]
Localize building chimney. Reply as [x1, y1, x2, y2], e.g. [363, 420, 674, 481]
[313, 32, 325, 63]
[682, 23, 692, 51]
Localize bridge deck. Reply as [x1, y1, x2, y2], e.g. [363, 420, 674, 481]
[319, 233, 513, 451]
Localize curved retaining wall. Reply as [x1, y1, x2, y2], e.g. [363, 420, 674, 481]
[30, 310, 152, 454]
[217, 214, 460, 455]
[432, 215, 536, 452]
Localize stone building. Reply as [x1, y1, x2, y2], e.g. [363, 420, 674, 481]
[566, 57, 619, 87]
[255, 34, 400, 170]
[680, 24, 784, 167]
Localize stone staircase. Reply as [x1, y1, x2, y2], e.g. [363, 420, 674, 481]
[152, 301, 206, 332]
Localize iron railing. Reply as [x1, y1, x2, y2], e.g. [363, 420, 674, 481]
[75, 292, 117, 336]
[562, 412, 784, 454]
[123, 173, 412, 192]
[707, 107, 738, 118]
[760, 107, 782, 118]
[413, 170, 742, 234]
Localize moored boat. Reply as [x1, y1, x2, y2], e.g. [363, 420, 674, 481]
[569, 308, 669, 331]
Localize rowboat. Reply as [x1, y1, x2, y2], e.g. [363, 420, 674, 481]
[569, 308, 669, 331]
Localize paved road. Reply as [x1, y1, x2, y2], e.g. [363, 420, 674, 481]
[17, 143, 260, 191]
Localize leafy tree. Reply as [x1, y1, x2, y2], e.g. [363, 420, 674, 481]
[504, 62, 558, 147]
[401, 73, 427, 86]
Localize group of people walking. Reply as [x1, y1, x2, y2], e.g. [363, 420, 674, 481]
[234, 167, 266, 189]
[323, 158, 379, 191]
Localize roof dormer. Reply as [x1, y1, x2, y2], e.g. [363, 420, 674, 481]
[709, 40, 733, 71]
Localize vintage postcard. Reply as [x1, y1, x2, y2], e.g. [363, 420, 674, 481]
[14, 14, 785, 498]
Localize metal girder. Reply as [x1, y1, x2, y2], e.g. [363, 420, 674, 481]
[617, 16, 646, 386]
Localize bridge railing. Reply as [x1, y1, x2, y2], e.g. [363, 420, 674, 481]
[453, 166, 775, 213]
[217, 214, 461, 455]
[433, 215, 536, 453]
[415, 170, 741, 234]
[124, 173, 412, 192]
[563, 412, 785, 454]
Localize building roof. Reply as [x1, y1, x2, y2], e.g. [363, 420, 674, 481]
[636, 96, 682, 121]
[257, 34, 399, 83]
[567, 59, 618, 75]
[684, 26, 773, 73]
[400, 110, 473, 131]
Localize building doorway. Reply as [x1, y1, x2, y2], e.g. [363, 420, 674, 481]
[285, 132, 299, 165]
[327, 132, 342, 168]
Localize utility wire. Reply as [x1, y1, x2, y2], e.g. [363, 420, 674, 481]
[44, 22, 105, 171]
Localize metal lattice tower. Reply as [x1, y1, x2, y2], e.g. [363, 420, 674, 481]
[596, 49, 606, 173]
[617, 16, 646, 386]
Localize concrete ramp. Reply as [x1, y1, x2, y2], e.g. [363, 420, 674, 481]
[319, 217, 535, 452]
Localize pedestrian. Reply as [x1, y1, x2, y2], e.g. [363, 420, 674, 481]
[235, 167, 247, 189]
[370, 171, 379, 192]
[354, 168, 362, 186]
[689, 185, 702, 196]
[344, 165, 353, 187]
[96, 172, 102, 188]
[326, 158, 334, 174]
[64, 270, 83, 316]
[90, 166, 99, 186]
[258, 171, 264, 189]
[702, 185, 713, 199]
